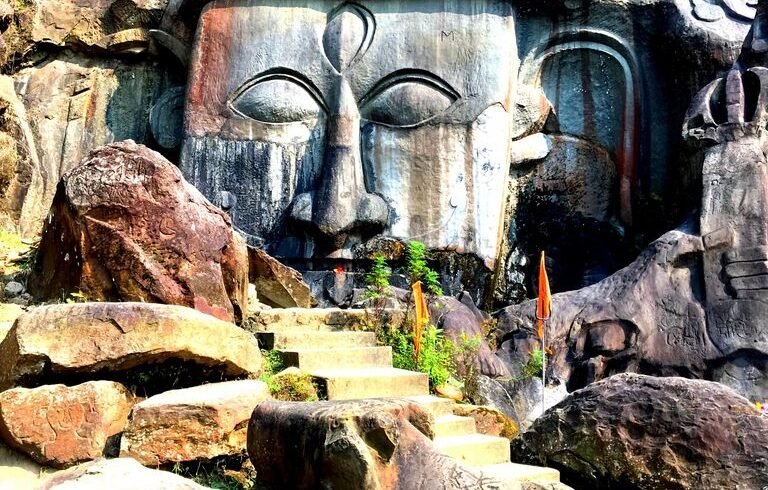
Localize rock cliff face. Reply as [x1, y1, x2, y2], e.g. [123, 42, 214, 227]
[0, 0, 755, 308]
[497, 4, 768, 400]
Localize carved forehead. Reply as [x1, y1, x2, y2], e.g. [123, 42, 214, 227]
[192, 0, 516, 119]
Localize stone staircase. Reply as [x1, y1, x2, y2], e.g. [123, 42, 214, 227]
[248, 308, 564, 486]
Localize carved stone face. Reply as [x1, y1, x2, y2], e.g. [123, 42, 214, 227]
[181, 0, 516, 266]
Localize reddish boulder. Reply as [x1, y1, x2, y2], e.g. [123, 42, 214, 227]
[0, 302, 262, 393]
[27, 140, 248, 324]
[121, 380, 270, 465]
[0, 381, 133, 468]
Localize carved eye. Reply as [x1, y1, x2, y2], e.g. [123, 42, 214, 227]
[229, 72, 326, 124]
[360, 71, 460, 127]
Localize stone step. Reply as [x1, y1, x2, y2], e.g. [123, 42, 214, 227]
[279, 347, 393, 371]
[478, 463, 561, 484]
[247, 308, 377, 332]
[407, 395, 457, 417]
[433, 434, 510, 466]
[311, 368, 429, 400]
[257, 331, 377, 350]
[433, 415, 476, 437]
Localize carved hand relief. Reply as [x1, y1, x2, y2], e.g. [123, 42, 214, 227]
[692, 0, 757, 22]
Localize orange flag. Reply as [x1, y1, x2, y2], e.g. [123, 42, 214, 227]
[535, 251, 551, 340]
[412, 281, 429, 363]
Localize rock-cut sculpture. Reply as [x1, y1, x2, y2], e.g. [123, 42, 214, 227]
[497, 0, 768, 400]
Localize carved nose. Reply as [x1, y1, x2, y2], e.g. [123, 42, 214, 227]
[290, 79, 388, 238]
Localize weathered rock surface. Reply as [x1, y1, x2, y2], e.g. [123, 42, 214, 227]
[433, 293, 508, 378]
[121, 380, 270, 465]
[497, 227, 715, 392]
[248, 398, 510, 490]
[511, 374, 768, 490]
[39, 457, 210, 490]
[248, 246, 315, 308]
[27, 141, 249, 323]
[0, 381, 133, 468]
[0, 302, 261, 392]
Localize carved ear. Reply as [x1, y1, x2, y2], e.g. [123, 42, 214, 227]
[510, 85, 559, 141]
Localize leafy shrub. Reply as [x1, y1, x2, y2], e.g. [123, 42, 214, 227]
[406, 241, 443, 296]
[522, 348, 545, 379]
[364, 254, 392, 301]
[269, 370, 319, 402]
[380, 322, 454, 389]
[260, 350, 284, 378]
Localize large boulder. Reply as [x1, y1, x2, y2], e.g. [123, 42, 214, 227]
[121, 380, 270, 465]
[511, 374, 768, 490]
[248, 246, 315, 308]
[27, 140, 249, 324]
[247, 398, 509, 490]
[0, 381, 133, 468]
[0, 302, 261, 393]
[39, 457, 210, 490]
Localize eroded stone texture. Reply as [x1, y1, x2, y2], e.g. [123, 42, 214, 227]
[0, 75, 40, 237]
[0, 302, 261, 392]
[27, 141, 249, 323]
[121, 380, 270, 465]
[511, 374, 768, 490]
[180, 0, 519, 305]
[5, 55, 180, 238]
[498, 6, 768, 399]
[0, 381, 133, 468]
[497, 227, 718, 392]
[247, 398, 509, 490]
[39, 457, 210, 490]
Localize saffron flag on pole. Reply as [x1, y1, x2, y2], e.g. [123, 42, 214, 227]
[536, 251, 551, 339]
[412, 281, 429, 364]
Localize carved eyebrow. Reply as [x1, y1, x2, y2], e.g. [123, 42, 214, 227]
[227, 67, 329, 114]
[358, 68, 461, 108]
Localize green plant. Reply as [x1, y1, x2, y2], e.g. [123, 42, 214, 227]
[522, 348, 545, 379]
[381, 321, 454, 389]
[363, 254, 395, 335]
[258, 350, 318, 401]
[406, 241, 443, 296]
[364, 254, 392, 302]
[418, 324, 454, 388]
[268, 371, 319, 401]
[260, 350, 284, 378]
